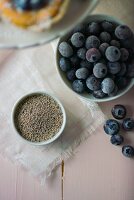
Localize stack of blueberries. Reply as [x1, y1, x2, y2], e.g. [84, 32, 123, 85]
[104, 105, 134, 158]
[58, 20, 134, 98]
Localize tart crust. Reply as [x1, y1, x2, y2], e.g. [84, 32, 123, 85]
[0, 0, 70, 31]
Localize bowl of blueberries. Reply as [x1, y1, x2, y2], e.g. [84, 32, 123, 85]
[56, 14, 134, 102]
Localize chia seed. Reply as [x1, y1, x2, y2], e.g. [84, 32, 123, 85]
[15, 94, 63, 142]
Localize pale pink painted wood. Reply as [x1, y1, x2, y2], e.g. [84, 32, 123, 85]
[64, 88, 134, 200]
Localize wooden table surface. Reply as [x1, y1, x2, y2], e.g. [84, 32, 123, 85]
[0, 0, 134, 200]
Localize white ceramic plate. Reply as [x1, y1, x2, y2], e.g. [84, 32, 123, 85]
[56, 14, 134, 102]
[0, 0, 98, 49]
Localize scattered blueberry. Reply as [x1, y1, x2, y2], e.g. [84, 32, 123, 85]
[66, 69, 76, 81]
[85, 36, 100, 49]
[104, 119, 120, 135]
[86, 75, 101, 91]
[117, 63, 127, 76]
[59, 42, 73, 58]
[120, 48, 129, 61]
[122, 145, 134, 158]
[110, 134, 124, 145]
[99, 43, 109, 56]
[122, 118, 134, 131]
[110, 40, 120, 48]
[107, 62, 121, 74]
[101, 78, 115, 94]
[101, 20, 115, 32]
[86, 48, 101, 63]
[71, 32, 85, 48]
[75, 68, 89, 80]
[105, 46, 121, 62]
[93, 63, 107, 78]
[93, 89, 106, 98]
[87, 22, 101, 35]
[111, 105, 126, 119]
[59, 57, 71, 72]
[115, 25, 133, 40]
[99, 32, 111, 43]
[72, 80, 85, 93]
[77, 48, 86, 60]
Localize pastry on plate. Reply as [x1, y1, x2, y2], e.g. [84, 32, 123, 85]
[0, 0, 70, 31]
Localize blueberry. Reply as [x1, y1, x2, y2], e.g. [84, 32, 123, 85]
[115, 77, 129, 89]
[110, 134, 124, 145]
[115, 25, 133, 40]
[99, 32, 111, 43]
[80, 60, 93, 73]
[120, 48, 129, 61]
[126, 61, 134, 78]
[108, 85, 118, 97]
[66, 69, 76, 81]
[93, 63, 107, 78]
[101, 21, 115, 32]
[87, 22, 101, 35]
[122, 145, 134, 158]
[101, 78, 115, 94]
[85, 36, 100, 49]
[13, 0, 48, 10]
[93, 89, 106, 98]
[86, 48, 101, 63]
[59, 57, 71, 72]
[105, 46, 121, 62]
[73, 23, 86, 34]
[99, 43, 109, 56]
[59, 42, 73, 58]
[72, 80, 85, 93]
[122, 118, 134, 131]
[77, 48, 86, 60]
[117, 63, 127, 76]
[75, 68, 89, 80]
[107, 62, 121, 74]
[70, 55, 80, 67]
[71, 32, 85, 48]
[110, 40, 120, 48]
[111, 105, 126, 119]
[104, 119, 120, 135]
[86, 75, 101, 91]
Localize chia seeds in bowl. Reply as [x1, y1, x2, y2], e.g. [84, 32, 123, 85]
[12, 92, 66, 145]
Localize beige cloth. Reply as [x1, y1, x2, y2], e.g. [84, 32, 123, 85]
[0, 45, 105, 184]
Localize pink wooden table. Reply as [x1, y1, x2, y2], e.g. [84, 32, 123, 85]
[0, 1, 134, 200]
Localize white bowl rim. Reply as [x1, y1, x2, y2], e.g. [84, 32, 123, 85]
[12, 91, 66, 146]
[56, 14, 134, 103]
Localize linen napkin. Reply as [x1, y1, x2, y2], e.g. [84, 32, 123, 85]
[0, 44, 105, 184]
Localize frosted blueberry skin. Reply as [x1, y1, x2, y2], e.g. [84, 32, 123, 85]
[77, 48, 86, 60]
[110, 134, 124, 145]
[66, 69, 76, 82]
[93, 63, 107, 78]
[99, 43, 109, 56]
[71, 32, 85, 48]
[122, 118, 134, 131]
[99, 32, 111, 43]
[87, 22, 101, 35]
[75, 68, 89, 80]
[86, 75, 101, 91]
[115, 25, 133, 40]
[72, 80, 86, 93]
[93, 90, 106, 99]
[59, 42, 73, 58]
[85, 36, 100, 49]
[111, 105, 126, 120]
[59, 57, 71, 72]
[107, 62, 121, 75]
[86, 48, 101, 63]
[104, 119, 120, 135]
[122, 145, 134, 158]
[101, 78, 115, 94]
[105, 46, 121, 62]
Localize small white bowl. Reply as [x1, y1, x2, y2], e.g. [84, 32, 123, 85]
[56, 14, 134, 102]
[12, 92, 66, 146]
